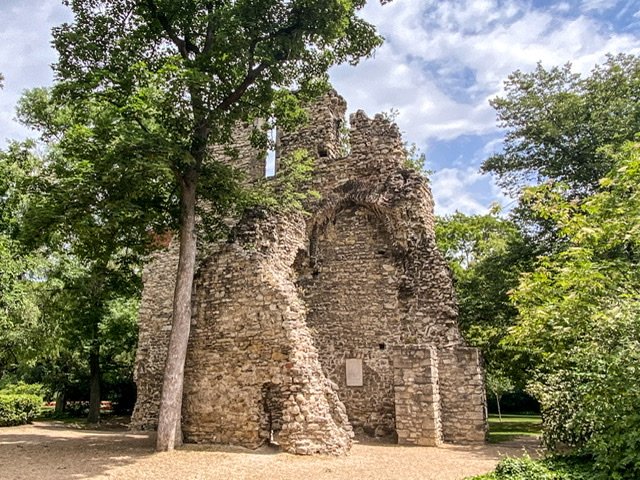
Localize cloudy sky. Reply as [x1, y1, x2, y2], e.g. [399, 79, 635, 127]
[1, 0, 639, 214]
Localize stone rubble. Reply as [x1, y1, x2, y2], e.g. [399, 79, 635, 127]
[131, 90, 488, 454]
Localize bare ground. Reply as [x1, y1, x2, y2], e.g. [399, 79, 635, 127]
[1, 421, 540, 480]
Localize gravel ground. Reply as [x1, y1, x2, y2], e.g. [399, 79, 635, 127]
[1, 421, 540, 480]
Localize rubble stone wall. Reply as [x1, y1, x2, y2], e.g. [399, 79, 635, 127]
[393, 345, 443, 446]
[298, 207, 402, 435]
[182, 212, 353, 454]
[438, 347, 488, 443]
[131, 89, 488, 452]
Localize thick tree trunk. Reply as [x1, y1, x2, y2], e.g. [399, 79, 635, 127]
[54, 390, 66, 416]
[87, 341, 101, 424]
[156, 168, 198, 451]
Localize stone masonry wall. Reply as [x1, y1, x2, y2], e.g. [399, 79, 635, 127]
[298, 207, 401, 436]
[132, 89, 488, 451]
[438, 347, 488, 443]
[393, 345, 443, 446]
[182, 212, 353, 454]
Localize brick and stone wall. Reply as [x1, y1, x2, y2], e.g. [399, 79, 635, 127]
[392, 345, 442, 446]
[182, 212, 352, 454]
[131, 89, 488, 452]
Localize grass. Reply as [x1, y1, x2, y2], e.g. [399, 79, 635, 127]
[488, 413, 542, 443]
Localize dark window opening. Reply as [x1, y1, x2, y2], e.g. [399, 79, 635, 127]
[260, 382, 283, 447]
[317, 143, 329, 158]
[379, 343, 386, 350]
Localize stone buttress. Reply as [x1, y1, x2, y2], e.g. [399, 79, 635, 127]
[131, 90, 488, 452]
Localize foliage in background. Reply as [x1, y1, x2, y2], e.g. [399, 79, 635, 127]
[482, 53, 640, 197]
[0, 382, 43, 427]
[507, 141, 640, 479]
[435, 209, 535, 384]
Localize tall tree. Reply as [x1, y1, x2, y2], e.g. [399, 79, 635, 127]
[15, 89, 177, 422]
[508, 141, 640, 478]
[51, 0, 385, 450]
[482, 53, 640, 197]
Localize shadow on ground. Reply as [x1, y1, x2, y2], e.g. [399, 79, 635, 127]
[0, 421, 540, 480]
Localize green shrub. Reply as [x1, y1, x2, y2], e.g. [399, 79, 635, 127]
[0, 394, 42, 426]
[0, 382, 44, 396]
[466, 455, 595, 480]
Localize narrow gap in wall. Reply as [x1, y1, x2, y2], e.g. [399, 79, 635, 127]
[265, 125, 277, 177]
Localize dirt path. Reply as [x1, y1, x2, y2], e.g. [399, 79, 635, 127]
[1, 422, 540, 480]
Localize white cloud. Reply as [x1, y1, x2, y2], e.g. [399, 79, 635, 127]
[430, 167, 490, 215]
[331, 0, 640, 213]
[581, 0, 619, 12]
[332, 0, 640, 145]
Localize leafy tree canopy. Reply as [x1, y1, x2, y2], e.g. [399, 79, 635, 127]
[436, 209, 535, 378]
[482, 53, 640, 197]
[507, 141, 640, 477]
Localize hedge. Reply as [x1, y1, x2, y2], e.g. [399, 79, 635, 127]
[0, 394, 42, 427]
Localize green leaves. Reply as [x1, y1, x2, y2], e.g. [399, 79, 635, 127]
[506, 141, 640, 478]
[436, 211, 534, 380]
[483, 54, 640, 197]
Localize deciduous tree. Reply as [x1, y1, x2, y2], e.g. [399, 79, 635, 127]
[483, 54, 640, 197]
[52, 0, 385, 450]
[508, 141, 640, 478]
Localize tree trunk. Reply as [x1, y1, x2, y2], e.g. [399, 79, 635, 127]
[156, 168, 198, 451]
[87, 341, 101, 424]
[496, 394, 502, 423]
[54, 390, 66, 416]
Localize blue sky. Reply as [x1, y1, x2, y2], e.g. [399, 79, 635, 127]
[1, 0, 639, 214]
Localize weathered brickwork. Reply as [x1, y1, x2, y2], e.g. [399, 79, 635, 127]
[131, 90, 488, 453]
[393, 345, 442, 446]
[130, 242, 178, 430]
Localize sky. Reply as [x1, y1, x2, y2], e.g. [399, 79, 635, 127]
[1, 0, 639, 215]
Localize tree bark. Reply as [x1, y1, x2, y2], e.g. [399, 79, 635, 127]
[54, 390, 66, 416]
[87, 341, 101, 424]
[156, 167, 198, 451]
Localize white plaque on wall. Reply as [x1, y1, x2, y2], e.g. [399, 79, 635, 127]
[345, 358, 363, 386]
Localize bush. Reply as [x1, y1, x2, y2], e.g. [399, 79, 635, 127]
[0, 382, 44, 396]
[467, 455, 594, 480]
[0, 393, 42, 426]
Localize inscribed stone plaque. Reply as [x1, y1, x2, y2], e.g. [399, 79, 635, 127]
[345, 359, 363, 386]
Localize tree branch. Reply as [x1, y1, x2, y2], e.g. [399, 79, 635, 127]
[142, 0, 190, 58]
[216, 63, 269, 112]
[203, 2, 216, 55]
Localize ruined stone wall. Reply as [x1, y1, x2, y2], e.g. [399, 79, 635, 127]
[210, 121, 266, 182]
[438, 347, 488, 443]
[298, 207, 401, 436]
[393, 345, 442, 446]
[132, 89, 488, 451]
[183, 212, 353, 454]
[130, 241, 178, 430]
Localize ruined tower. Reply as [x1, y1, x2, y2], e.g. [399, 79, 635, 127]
[131, 90, 488, 454]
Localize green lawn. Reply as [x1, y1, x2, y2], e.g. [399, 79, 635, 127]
[488, 413, 542, 443]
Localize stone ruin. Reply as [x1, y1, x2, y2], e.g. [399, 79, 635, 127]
[131, 90, 488, 455]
